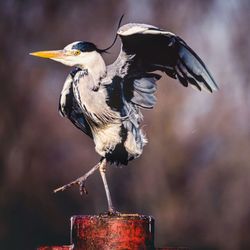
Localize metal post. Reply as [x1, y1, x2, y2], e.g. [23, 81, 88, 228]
[37, 214, 189, 249]
[71, 214, 154, 250]
[37, 245, 73, 250]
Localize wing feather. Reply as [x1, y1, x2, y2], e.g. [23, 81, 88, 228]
[59, 69, 93, 138]
[109, 23, 218, 107]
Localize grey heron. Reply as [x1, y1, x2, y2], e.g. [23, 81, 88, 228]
[30, 22, 218, 213]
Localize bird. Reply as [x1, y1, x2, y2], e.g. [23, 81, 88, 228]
[30, 21, 218, 213]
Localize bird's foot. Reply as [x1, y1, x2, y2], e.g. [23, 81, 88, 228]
[108, 209, 121, 216]
[99, 209, 121, 217]
[53, 176, 89, 195]
[53, 162, 101, 194]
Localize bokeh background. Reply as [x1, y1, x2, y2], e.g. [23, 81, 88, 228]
[1, 0, 250, 249]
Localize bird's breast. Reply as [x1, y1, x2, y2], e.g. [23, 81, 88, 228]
[73, 71, 120, 124]
[72, 71, 145, 164]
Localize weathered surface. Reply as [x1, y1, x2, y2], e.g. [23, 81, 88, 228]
[155, 248, 190, 250]
[71, 214, 154, 250]
[37, 245, 73, 250]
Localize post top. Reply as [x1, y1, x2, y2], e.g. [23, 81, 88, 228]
[71, 213, 154, 221]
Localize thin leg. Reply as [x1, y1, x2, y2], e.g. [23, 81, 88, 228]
[54, 161, 101, 194]
[99, 158, 115, 213]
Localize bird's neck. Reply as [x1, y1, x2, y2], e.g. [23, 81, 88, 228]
[78, 52, 106, 82]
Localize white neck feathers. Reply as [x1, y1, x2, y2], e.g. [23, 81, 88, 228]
[79, 51, 106, 82]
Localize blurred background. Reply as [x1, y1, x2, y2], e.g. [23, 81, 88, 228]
[0, 0, 250, 249]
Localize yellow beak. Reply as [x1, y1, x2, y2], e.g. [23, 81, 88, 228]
[29, 50, 64, 59]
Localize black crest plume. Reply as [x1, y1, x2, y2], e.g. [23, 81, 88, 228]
[98, 14, 124, 53]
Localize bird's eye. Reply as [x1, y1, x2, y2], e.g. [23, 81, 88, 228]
[73, 50, 81, 56]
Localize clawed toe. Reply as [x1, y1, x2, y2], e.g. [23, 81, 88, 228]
[79, 181, 88, 195]
[99, 209, 120, 217]
[53, 162, 101, 194]
[108, 209, 120, 216]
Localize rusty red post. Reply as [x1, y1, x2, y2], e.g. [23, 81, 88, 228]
[71, 214, 154, 250]
[37, 214, 190, 249]
[37, 246, 73, 250]
[155, 248, 190, 250]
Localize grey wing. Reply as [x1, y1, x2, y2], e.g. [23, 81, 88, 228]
[106, 23, 218, 110]
[59, 70, 93, 138]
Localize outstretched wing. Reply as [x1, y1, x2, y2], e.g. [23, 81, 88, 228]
[107, 23, 218, 110]
[59, 68, 93, 138]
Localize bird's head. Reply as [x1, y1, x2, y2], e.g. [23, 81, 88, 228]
[30, 41, 102, 67]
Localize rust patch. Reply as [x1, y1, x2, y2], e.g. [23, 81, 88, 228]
[37, 245, 73, 250]
[71, 214, 155, 250]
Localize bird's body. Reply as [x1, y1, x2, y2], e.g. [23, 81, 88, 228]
[60, 62, 147, 165]
[31, 22, 218, 212]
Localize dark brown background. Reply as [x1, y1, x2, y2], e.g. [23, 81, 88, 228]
[0, 0, 250, 249]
